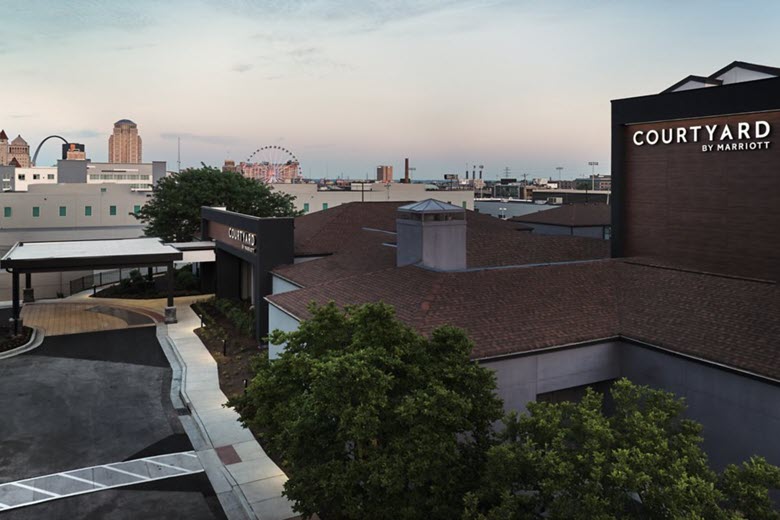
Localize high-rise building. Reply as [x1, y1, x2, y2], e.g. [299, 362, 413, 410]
[0, 130, 8, 165]
[376, 165, 393, 183]
[8, 134, 30, 167]
[108, 119, 142, 163]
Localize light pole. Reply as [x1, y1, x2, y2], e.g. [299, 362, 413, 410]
[555, 166, 563, 184]
[588, 161, 599, 190]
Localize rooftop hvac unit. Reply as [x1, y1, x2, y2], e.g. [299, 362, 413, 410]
[547, 197, 564, 204]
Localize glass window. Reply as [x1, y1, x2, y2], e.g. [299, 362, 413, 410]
[133, 205, 141, 214]
[109, 205, 117, 216]
[33, 174, 40, 180]
[322, 203, 328, 210]
[303, 203, 309, 213]
[32, 206, 40, 217]
[3, 207, 11, 218]
[17, 174, 25, 181]
[47, 174, 55, 180]
[462, 201, 467, 209]
[85, 206, 92, 217]
[59, 206, 67, 217]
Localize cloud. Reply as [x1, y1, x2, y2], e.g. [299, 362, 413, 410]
[160, 132, 239, 146]
[232, 63, 254, 73]
[68, 129, 103, 139]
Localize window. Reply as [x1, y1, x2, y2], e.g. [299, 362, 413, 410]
[59, 206, 67, 217]
[47, 174, 55, 180]
[85, 206, 92, 217]
[3, 207, 11, 218]
[17, 174, 25, 181]
[303, 203, 309, 213]
[322, 203, 328, 210]
[133, 205, 141, 214]
[462, 201, 467, 209]
[109, 205, 117, 216]
[100, 187, 107, 193]
[33, 174, 40, 180]
[32, 207, 40, 218]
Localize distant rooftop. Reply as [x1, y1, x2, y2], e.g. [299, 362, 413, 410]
[114, 119, 137, 126]
[510, 203, 610, 227]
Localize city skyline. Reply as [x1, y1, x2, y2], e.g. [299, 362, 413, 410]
[2, 0, 779, 178]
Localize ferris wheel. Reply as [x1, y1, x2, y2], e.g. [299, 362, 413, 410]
[245, 145, 302, 182]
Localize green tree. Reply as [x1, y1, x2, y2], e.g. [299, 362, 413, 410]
[230, 302, 503, 520]
[463, 379, 780, 520]
[135, 165, 299, 242]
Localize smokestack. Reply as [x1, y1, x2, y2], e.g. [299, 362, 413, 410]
[404, 158, 410, 183]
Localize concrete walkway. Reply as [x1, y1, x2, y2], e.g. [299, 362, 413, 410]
[163, 303, 297, 520]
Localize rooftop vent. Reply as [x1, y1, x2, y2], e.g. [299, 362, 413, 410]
[396, 199, 466, 271]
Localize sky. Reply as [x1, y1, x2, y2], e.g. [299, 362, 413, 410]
[1, 0, 779, 180]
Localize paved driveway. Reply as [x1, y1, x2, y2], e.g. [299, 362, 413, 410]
[0, 326, 226, 519]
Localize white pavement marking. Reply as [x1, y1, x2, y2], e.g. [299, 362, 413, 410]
[0, 451, 203, 512]
[58, 473, 107, 488]
[101, 465, 150, 481]
[141, 459, 188, 473]
[10, 482, 60, 498]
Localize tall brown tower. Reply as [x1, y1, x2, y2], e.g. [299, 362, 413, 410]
[108, 119, 142, 163]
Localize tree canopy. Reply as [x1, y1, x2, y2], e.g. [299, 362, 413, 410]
[464, 379, 780, 520]
[135, 165, 299, 242]
[231, 303, 780, 520]
[230, 302, 504, 520]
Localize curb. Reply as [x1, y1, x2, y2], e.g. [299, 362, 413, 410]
[0, 327, 45, 360]
[156, 323, 256, 520]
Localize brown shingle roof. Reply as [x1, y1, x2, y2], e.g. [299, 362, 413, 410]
[510, 203, 611, 227]
[277, 201, 608, 286]
[268, 258, 780, 381]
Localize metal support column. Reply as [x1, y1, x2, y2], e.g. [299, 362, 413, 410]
[164, 263, 177, 324]
[11, 270, 20, 335]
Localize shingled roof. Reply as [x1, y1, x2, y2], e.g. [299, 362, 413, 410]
[268, 258, 779, 380]
[510, 203, 610, 227]
[267, 202, 779, 382]
[276, 201, 608, 287]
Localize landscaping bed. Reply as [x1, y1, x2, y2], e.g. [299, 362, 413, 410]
[0, 326, 34, 354]
[191, 298, 263, 399]
[190, 298, 293, 477]
[94, 268, 203, 300]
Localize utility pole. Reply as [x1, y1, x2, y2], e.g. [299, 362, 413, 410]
[556, 166, 563, 182]
[588, 161, 599, 190]
[177, 137, 181, 173]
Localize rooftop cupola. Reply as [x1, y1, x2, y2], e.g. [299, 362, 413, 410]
[396, 199, 466, 271]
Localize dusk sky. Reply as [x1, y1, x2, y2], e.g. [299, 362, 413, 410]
[2, 0, 779, 180]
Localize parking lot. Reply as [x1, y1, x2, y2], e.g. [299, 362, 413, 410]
[0, 325, 226, 519]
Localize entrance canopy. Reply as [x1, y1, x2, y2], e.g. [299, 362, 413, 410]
[0, 238, 183, 332]
[1, 237, 182, 272]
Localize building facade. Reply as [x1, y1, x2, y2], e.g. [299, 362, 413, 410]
[273, 182, 474, 213]
[108, 119, 142, 163]
[376, 165, 393, 183]
[0, 183, 150, 299]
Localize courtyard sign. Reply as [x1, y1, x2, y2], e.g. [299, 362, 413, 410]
[632, 121, 771, 152]
[228, 227, 257, 253]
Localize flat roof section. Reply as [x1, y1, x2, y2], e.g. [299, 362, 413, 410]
[0, 237, 183, 272]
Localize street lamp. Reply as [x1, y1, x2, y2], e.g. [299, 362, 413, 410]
[588, 161, 599, 190]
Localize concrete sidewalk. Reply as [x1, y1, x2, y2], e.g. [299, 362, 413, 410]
[163, 303, 296, 520]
